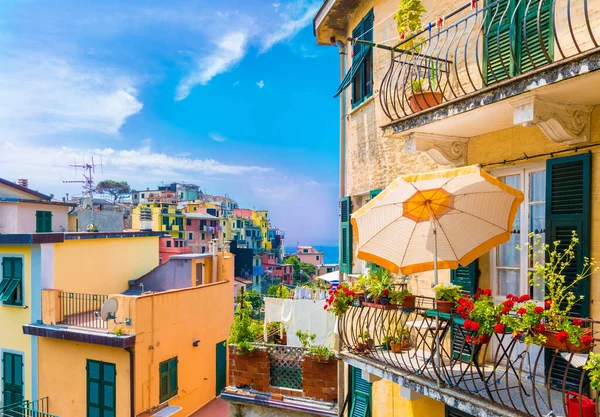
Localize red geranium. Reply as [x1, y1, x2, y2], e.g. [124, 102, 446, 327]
[501, 307, 510, 315]
[535, 323, 546, 333]
[581, 334, 594, 346]
[519, 294, 530, 302]
[572, 318, 583, 327]
[479, 334, 490, 344]
[506, 294, 514, 300]
[504, 300, 515, 308]
[517, 307, 527, 315]
[381, 289, 390, 297]
[557, 330, 569, 343]
[483, 288, 492, 296]
[513, 331, 523, 340]
[494, 323, 505, 333]
[545, 299, 552, 308]
[533, 306, 544, 314]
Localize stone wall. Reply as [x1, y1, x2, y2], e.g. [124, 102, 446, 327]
[78, 209, 123, 232]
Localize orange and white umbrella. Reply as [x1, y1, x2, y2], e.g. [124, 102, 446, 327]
[351, 165, 523, 284]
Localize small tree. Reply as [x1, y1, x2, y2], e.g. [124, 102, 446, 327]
[95, 180, 131, 203]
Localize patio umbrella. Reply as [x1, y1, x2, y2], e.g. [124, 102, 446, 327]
[351, 165, 524, 286]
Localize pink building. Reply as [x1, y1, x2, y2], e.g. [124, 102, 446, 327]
[159, 236, 191, 264]
[262, 253, 294, 284]
[233, 208, 253, 219]
[184, 212, 220, 254]
[296, 246, 324, 267]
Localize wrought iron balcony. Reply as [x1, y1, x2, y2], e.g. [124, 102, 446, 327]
[339, 298, 598, 417]
[0, 397, 58, 417]
[379, 0, 600, 121]
[56, 291, 108, 330]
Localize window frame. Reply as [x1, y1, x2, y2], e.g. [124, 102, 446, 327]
[1, 256, 24, 307]
[159, 357, 178, 403]
[490, 162, 546, 300]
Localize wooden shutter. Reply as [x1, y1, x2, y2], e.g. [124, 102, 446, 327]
[169, 357, 178, 398]
[349, 367, 371, 417]
[544, 153, 591, 391]
[216, 342, 227, 396]
[35, 211, 43, 233]
[87, 360, 116, 417]
[518, 0, 554, 72]
[0, 258, 22, 304]
[2, 352, 23, 408]
[340, 197, 352, 274]
[369, 189, 382, 200]
[44, 211, 52, 232]
[484, 0, 515, 84]
[450, 261, 479, 361]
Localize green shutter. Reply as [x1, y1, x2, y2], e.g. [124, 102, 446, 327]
[35, 211, 52, 232]
[2, 352, 24, 408]
[446, 406, 473, 417]
[349, 367, 371, 417]
[45, 211, 52, 232]
[484, 0, 515, 84]
[35, 211, 43, 233]
[87, 360, 116, 417]
[545, 153, 591, 392]
[1, 258, 22, 305]
[340, 197, 352, 274]
[216, 342, 227, 396]
[159, 357, 178, 403]
[369, 189, 382, 200]
[450, 261, 479, 361]
[518, 0, 554, 72]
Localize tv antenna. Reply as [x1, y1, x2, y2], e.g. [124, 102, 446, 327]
[63, 157, 103, 205]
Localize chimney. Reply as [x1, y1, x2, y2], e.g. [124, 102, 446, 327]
[17, 179, 28, 188]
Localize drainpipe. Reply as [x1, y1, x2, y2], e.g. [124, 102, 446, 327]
[334, 36, 347, 417]
[212, 239, 218, 283]
[126, 347, 135, 417]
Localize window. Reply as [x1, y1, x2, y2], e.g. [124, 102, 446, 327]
[87, 360, 116, 417]
[159, 357, 178, 403]
[484, 0, 554, 84]
[35, 211, 52, 233]
[493, 165, 546, 299]
[316, 255, 320, 261]
[201, 246, 206, 254]
[166, 241, 172, 248]
[186, 219, 191, 226]
[189, 233, 193, 241]
[201, 233, 205, 241]
[1, 257, 23, 306]
[141, 193, 145, 198]
[351, 10, 374, 108]
[2, 352, 23, 407]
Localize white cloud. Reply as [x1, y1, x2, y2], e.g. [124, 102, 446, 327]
[272, 2, 281, 12]
[210, 133, 227, 142]
[0, 52, 142, 139]
[256, 80, 265, 89]
[175, 31, 248, 101]
[260, 5, 320, 52]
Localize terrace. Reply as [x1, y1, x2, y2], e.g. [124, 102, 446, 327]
[339, 297, 597, 417]
[0, 397, 59, 417]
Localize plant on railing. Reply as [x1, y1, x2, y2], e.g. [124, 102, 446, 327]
[390, 328, 411, 353]
[391, 288, 415, 309]
[583, 352, 600, 391]
[324, 283, 355, 316]
[458, 288, 503, 345]
[433, 282, 462, 313]
[228, 293, 262, 354]
[500, 232, 597, 349]
[394, 0, 427, 49]
[366, 268, 392, 304]
[267, 285, 290, 299]
[356, 330, 374, 352]
[296, 330, 335, 362]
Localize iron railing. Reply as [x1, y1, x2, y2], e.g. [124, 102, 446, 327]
[57, 291, 108, 330]
[266, 344, 307, 390]
[0, 398, 57, 417]
[340, 297, 599, 417]
[379, 0, 600, 121]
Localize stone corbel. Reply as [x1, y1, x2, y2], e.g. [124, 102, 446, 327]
[511, 96, 594, 144]
[403, 132, 468, 166]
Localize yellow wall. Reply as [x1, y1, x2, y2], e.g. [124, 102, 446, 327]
[132, 254, 234, 415]
[372, 379, 445, 417]
[37, 338, 130, 417]
[0, 245, 32, 405]
[53, 236, 159, 295]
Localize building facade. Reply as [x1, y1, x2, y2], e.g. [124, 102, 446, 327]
[316, 0, 600, 415]
[296, 246, 325, 267]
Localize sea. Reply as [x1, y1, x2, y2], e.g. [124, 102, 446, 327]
[285, 245, 339, 265]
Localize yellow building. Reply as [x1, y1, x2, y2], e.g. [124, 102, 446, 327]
[24, 246, 233, 417]
[251, 210, 271, 251]
[315, 0, 600, 415]
[132, 204, 185, 239]
[0, 232, 159, 411]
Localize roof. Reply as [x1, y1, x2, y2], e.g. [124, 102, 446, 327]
[168, 253, 214, 260]
[184, 212, 219, 220]
[0, 177, 52, 200]
[235, 277, 252, 285]
[0, 197, 76, 207]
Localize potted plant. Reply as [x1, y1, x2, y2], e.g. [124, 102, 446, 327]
[389, 336, 403, 353]
[501, 232, 598, 351]
[227, 293, 263, 355]
[457, 288, 502, 346]
[382, 334, 392, 351]
[433, 282, 462, 313]
[351, 275, 368, 304]
[355, 330, 374, 352]
[392, 288, 415, 310]
[324, 283, 355, 317]
[296, 330, 336, 363]
[408, 75, 443, 113]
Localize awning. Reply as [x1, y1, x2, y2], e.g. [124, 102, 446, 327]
[333, 48, 369, 98]
[317, 270, 339, 285]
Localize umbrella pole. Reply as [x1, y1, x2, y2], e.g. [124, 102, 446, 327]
[433, 221, 442, 388]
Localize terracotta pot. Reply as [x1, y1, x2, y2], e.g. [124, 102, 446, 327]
[408, 91, 443, 113]
[436, 300, 455, 314]
[401, 339, 410, 350]
[389, 342, 402, 353]
[541, 328, 593, 352]
[402, 296, 416, 310]
[366, 338, 374, 350]
[355, 342, 368, 352]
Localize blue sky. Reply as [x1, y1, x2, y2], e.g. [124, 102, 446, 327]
[0, 0, 340, 246]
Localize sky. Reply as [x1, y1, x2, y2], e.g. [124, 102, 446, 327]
[0, 0, 341, 246]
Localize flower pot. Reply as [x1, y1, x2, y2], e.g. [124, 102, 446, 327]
[402, 296, 416, 310]
[389, 342, 402, 353]
[541, 329, 592, 352]
[382, 342, 389, 351]
[401, 339, 410, 350]
[436, 300, 455, 314]
[566, 391, 596, 417]
[365, 294, 374, 303]
[355, 342, 368, 352]
[379, 295, 390, 305]
[366, 338, 374, 350]
[408, 91, 443, 113]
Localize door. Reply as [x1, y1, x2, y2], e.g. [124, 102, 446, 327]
[87, 360, 116, 417]
[216, 341, 227, 396]
[2, 352, 23, 408]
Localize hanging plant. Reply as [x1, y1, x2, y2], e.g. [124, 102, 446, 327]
[394, 0, 427, 49]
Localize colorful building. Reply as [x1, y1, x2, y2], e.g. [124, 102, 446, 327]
[131, 204, 185, 239]
[184, 212, 220, 254]
[0, 231, 160, 411]
[0, 178, 75, 234]
[316, 0, 600, 415]
[295, 245, 324, 267]
[262, 253, 293, 285]
[252, 210, 271, 251]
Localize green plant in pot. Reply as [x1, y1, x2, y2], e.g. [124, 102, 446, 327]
[392, 288, 415, 310]
[433, 282, 462, 313]
[382, 334, 392, 351]
[356, 330, 374, 352]
[394, 0, 427, 50]
[227, 294, 262, 354]
[296, 330, 335, 362]
[368, 268, 392, 305]
[408, 62, 443, 112]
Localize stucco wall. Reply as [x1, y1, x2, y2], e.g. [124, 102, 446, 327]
[372, 379, 445, 417]
[126, 259, 193, 294]
[78, 209, 124, 232]
[0, 202, 69, 234]
[52, 236, 159, 294]
[0, 204, 18, 234]
[227, 402, 321, 417]
[37, 338, 130, 417]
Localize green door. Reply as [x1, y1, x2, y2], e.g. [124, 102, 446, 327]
[87, 360, 116, 417]
[216, 341, 227, 396]
[349, 366, 371, 417]
[2, 352, 23, 408]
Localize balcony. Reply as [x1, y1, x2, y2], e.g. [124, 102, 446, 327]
[0, 397, 58, 417]
[339, 298, 598, 417]
[379, 0, 600, 141]
[223, 344, 338, 416]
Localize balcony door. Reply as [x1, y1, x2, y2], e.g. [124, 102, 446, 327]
[87, 360, 116, 417]
[2, 352, 23, 408]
